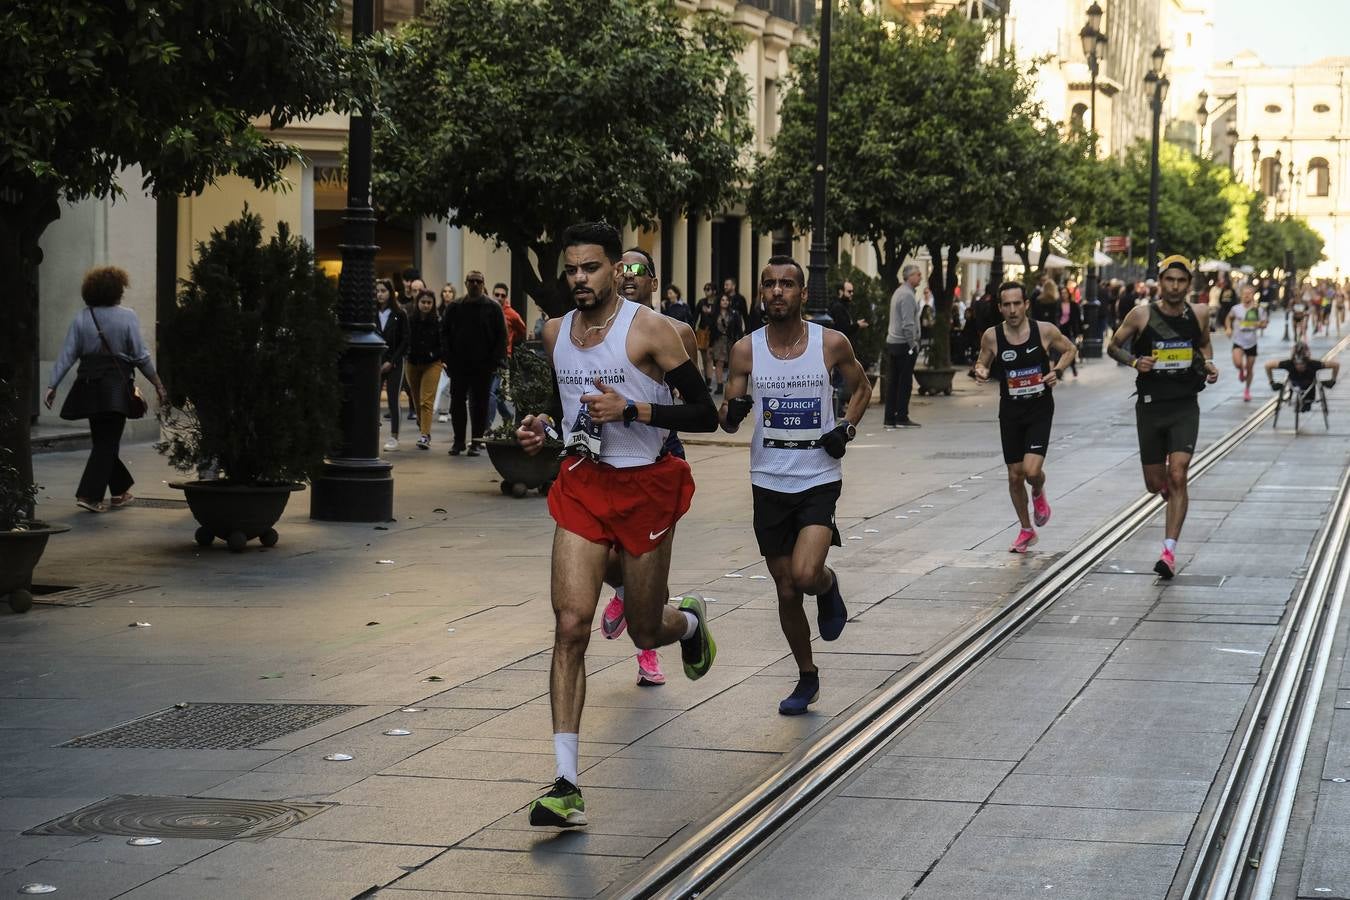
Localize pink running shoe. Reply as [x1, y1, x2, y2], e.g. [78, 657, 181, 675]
[636, 649, 666, 686]
[601, 594, 626, 639]
[1154, 548, 1177, 579]
[1032, 491, 1051, 527]
[1009, 528, 1038, 554]
[1243, 385, 1252, 402]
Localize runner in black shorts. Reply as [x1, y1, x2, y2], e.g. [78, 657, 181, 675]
[1108, 255, 1218, 578]
[974, 282, 1077, 553]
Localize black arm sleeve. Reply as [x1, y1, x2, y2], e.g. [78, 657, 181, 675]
[650, 360, 718, 432]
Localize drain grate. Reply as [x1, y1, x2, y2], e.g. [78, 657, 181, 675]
[24, 795, 329, 841]
[125, 497, 190, 509]
[31, 582, 155, 607]
[926, 450, 1000, 459]
[61, 703, 359, 750]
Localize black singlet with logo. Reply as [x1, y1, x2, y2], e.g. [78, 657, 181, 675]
[1132, 302, 1206, 402]
[992, 321, 1053, 410]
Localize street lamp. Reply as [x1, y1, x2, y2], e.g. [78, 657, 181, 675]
[806, 0, 833, 318]
[1226, 125, 1239, 173]
[310, 0, 394, 522]
[1079, 2, 1108, 357]
[1251, 135, 1261, 190]
[1196, 90, 1209, 155]
[1144, 45, 1168, 280]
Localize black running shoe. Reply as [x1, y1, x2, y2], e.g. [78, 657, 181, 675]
[816, 568, 847, 641]
[778, 671, 820, 716]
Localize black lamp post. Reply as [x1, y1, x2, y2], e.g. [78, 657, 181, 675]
[310, 0, 394, 522]
[1196, 90, 1209, 155]
[1078, 2, 1108, 357]
[1251, 135, 1261, 190]
[1144, 45, 1168, 281]
[1226, 126, 1240, 173]
[806, 0, 833, 319]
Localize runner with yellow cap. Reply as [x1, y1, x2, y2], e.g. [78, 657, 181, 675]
[1106, 255, 1219, 578]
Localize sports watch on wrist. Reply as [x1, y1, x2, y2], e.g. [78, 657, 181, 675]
[622, 399, 639, 427]
[842, 422, 857, 441]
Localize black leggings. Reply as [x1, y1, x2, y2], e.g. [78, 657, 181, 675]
[450, 371, 493, 448]
[78, 412, 133, 502]
[383, 367, 403, 436]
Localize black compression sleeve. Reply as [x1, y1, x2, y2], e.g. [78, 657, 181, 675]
[651, 360, 719, 433]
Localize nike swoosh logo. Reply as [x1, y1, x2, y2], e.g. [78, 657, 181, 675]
[1030, 445, 1044, 450]
[649, 527, 671, 541]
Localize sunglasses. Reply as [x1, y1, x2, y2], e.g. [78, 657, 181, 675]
[493, 291, 508, 299]
[619, 263, 652, 277]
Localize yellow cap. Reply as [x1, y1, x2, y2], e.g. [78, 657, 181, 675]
[1158, 254, 1192, 277]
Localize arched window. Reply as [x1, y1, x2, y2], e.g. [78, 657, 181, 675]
[1070, 103, 1088, 134]
[1308, 158, 1330, 197]
[1260, 157, 1281, 195]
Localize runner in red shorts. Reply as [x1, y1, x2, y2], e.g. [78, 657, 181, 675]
[516, 222, 720, 828]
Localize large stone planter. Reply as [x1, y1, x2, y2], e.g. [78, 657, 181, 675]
[485, 438, 562, 498]
[914, 366, 958, 396]
[170, 480, 303, 552]
[0, 522, 71, 613]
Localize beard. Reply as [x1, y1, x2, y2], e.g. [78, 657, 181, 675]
[765, 302, 795, 322]
[574, 283, 612, 311]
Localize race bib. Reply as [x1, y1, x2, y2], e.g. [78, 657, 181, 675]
[1153, 339, 1193, 372]
[761, 396, 823, 449]
[1005, 365, 1045, 398]
[563, 402, 603, 461]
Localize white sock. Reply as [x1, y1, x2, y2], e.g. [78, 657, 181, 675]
[681, 610, 699, 640]
[614, 586, 625, 601]
[1163, 538, 1177, 553]
[553, 733, 579, 785]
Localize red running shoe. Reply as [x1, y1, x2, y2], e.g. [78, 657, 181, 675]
[601, 594, 626, 639]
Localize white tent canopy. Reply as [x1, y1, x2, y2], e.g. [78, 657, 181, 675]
[1197, 259, 1232, 273]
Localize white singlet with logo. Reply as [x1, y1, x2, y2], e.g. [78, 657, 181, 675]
[552, 300, 672, 469]
[749, 322, 841, 492]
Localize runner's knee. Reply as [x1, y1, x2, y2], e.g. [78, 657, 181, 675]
[791, 563, 823, 595]
[628, 622, 661, 650]
[555, 609, 593, 648]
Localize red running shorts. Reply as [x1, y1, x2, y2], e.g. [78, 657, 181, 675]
[547, 453, 695, 557]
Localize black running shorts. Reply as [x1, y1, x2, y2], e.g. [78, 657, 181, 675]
[998, 399, 1054, 465]
[752, 480, 843, 559]
[1135, 396, 1200, 465]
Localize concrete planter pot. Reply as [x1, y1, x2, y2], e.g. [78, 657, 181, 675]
[170, 480, 303, 552]
[485, 438, 562, 498]
[0, 522, 70, 613]
[914, 366, 957, 397]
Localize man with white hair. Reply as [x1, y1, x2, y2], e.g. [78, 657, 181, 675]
[884, 264, 922, 428]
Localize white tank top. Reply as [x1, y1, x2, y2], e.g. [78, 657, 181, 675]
[749, 322, 841, 491]
[553, 300, 672, 469]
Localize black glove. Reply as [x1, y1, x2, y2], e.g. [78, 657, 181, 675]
[725, 395, 754, 428]
[1325, 379, 1337, 389]
[819, 423, 854, 459]
[1269, 381, 1279, 392]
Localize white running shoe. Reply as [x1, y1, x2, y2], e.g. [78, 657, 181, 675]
[383, 438, 399, 451]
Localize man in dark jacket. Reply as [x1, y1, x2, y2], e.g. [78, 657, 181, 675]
[441, 270, 507, 456]
[827, 281, 868, 416]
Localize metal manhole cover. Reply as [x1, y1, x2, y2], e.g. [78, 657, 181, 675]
[31, 582, 154, 607]
[61, 703, 359, 750]
[24, 795, 329, 841]
[926, 450, 1000, 459]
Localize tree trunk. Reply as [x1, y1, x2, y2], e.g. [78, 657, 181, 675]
[924, 242, 957, 371]
[0, 184, 62, 519]
[872, 233, 910, 298]
[521, 238, 571, 317]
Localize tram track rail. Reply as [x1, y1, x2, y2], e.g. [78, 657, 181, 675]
[611, 336, 1350, 900]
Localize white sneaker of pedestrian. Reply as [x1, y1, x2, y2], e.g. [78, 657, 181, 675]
[383, 438, 399, 451]
[437, 414, 449, 423]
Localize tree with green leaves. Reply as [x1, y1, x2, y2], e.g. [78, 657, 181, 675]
[374, 0, 752, 316]
[1096, 140, 1253, 266]
[1, 0, 354, 510]
[1234, 202, 1326, 275]
[751, 8, 1034, 370]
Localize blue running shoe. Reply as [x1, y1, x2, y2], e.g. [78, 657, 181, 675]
[816, 568, 847, 641]
[778, 671, 820, 716]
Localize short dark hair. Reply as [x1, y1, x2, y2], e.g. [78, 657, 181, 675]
[763, 255, 806, 288]
[667, 284, 681, 299]
[81, 266, 129, 307]
[492, 282, 509, 294]
[997, 281, 1026, 301]
[562, 222, 622, 263]
[624, 246, 657, 278]
[401, 267, 421, 284]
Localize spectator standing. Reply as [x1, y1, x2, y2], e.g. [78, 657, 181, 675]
[375, 278, 409, 451]
[827, 280, 868, 415]
[489, 282, 527, 428]
[441, 270, 506, 456]
[45, 266, 168, 512]
[694, 283, 718, 386]
[884, 264, 922, 428]
[709, 292, 744, 394]
[438, 283, 456, 317]
[434, 283, 458, 421]
[400, 277, 427, 420]
[405, 289, 442, 450]
[723, 276, 749, 323]
[664, 285, 692, 324]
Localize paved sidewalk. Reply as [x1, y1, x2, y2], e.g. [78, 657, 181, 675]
[0, 335, 1335, 899]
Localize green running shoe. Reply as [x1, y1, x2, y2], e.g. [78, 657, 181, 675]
[678, 593, 716, 681]
[528, 777, 587, 827]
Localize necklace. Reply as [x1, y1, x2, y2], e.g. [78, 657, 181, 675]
[766, 323, 807, 359]
[570, 301, 621, 347]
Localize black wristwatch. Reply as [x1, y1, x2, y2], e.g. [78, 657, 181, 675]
[622, 399, 639, 427]
[842, 422, 857, 441]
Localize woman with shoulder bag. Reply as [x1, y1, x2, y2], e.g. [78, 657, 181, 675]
[404, 289, 443, 450]
[44, 266, 167, 513]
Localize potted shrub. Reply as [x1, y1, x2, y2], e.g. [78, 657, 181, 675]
[158, 212, 345, 551]
[485, 345, 563, 497]
[0, 379, 69, 613]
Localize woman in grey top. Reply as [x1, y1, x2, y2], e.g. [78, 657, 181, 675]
[44, 266, 167, 512]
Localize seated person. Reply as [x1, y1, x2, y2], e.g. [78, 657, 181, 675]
[1266, 341, 1339, 411]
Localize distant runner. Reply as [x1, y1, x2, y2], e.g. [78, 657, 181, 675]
[516, 223, 719, 827]
[1107, 255, 1218, 579]
[973, 282, 1078, 553]
[720, 256, 869, 716]
[1266, 341, 1339, 412]
[1224, 285, 1267, 402]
